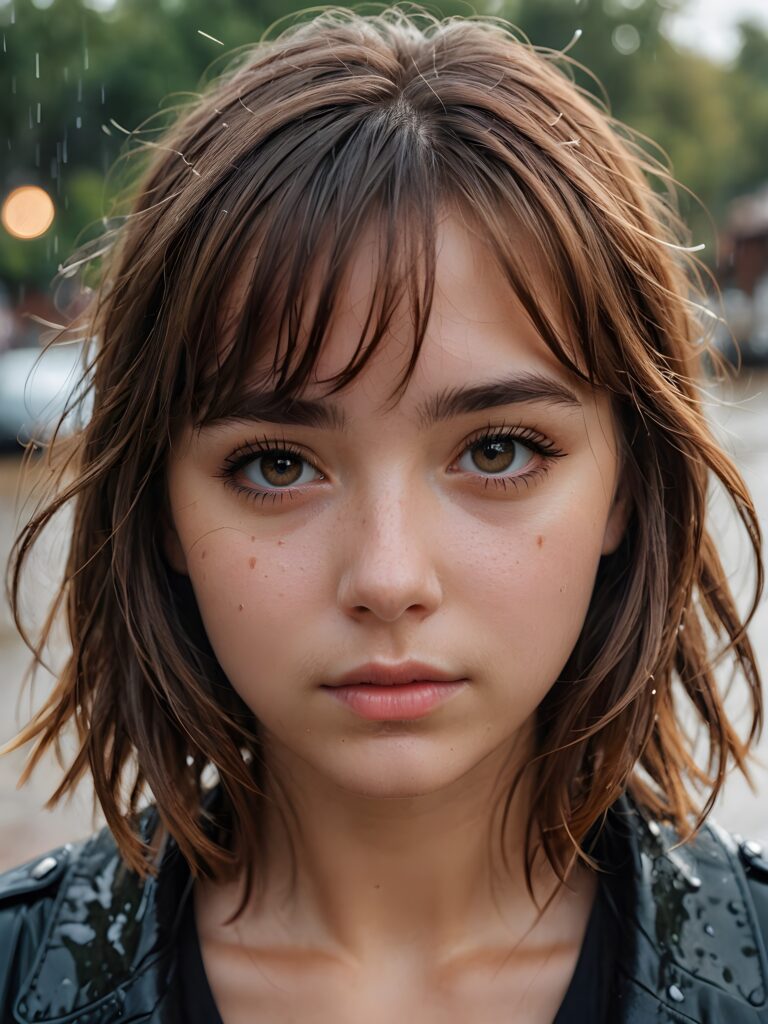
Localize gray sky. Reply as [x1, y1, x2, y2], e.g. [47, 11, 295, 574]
[663, 0, 768, 62]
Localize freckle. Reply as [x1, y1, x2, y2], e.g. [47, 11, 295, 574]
[249, 557, 256, 569]
[201, 549, 207, 559]
[250, 535, 255, 542]
[536, 535, 544, 548]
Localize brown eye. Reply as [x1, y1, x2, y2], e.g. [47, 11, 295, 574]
[241, 451, 321, 490]
[458, 437, 535, 477]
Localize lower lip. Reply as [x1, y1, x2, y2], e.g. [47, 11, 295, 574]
[322, 680, 468, 720]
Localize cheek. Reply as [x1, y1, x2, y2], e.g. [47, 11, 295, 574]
[179, 518, 321, 698]
[455, 500, 608, 690]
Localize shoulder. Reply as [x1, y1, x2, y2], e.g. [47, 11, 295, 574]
[708, 821, 768, 940]
[0, 839, 80, 925]
[603, 796, 768, 1021]
[0, 807, 165, 1024]
[0, 840, 85, 1017]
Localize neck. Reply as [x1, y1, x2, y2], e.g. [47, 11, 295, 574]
[220, 731, 588, 971]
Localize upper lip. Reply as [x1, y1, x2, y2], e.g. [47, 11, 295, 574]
[324, 660, 465, 688]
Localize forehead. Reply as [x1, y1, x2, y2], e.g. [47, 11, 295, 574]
[215, 208, 586, 408]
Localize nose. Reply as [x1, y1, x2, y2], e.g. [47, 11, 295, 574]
[336, 481, 443, 624]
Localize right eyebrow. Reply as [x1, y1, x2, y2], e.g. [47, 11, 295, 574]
[196, 370, 582, 433]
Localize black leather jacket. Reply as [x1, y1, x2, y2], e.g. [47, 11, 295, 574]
[2, 790, 768, 1023]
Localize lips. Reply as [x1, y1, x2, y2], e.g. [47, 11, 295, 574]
[324, 659, 464, 688]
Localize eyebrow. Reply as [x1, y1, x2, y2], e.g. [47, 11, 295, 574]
[198, 371, 582, 433]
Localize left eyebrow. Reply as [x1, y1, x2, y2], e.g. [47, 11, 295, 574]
[197, 371, 582, 434]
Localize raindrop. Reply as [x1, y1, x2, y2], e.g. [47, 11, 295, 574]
[723, 967, 734, 984]
[11, 75, 16, 95]
[704, 923, 715, 936]
[742, 945, 758, 957]
[35, 51, 39, 78]
[36, 102, 41, 124]
[10, 5, 14, 24]
[53, 234, 58, 255]
[77, 78, 82, 102]
[2, 33, 5, 52]
[27, 106, 32, 130]
[727, 900, 742, 913]
[84, 46, 89, 71]
[197, 28, 224, 45]
[63, 66, 68, 82]
[62, 133, 67, 163]
[101, 84, 105, 104]
[667, 984, 684, 1002]
[76, 115, 82, 129]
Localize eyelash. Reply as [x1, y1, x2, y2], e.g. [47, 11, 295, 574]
[215, 422, 567, 507]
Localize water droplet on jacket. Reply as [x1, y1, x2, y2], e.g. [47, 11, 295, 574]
[727, 900, 741, 913]
[723, 966, 734, 983]
[667, 983, 685, 1002]
[742, 945, 758, 957]
[704, 923, 715, 936]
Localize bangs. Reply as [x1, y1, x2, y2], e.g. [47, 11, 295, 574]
[156, 106, 605, 438]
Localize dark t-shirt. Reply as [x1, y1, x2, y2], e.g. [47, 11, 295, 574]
[178, 875, 620, 1023]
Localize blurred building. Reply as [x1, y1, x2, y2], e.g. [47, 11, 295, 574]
[717, 184, 768, 364]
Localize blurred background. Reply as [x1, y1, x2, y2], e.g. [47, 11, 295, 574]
[1, 0, 768, 870]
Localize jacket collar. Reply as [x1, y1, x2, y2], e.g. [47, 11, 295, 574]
[14, 790, 768, 1023]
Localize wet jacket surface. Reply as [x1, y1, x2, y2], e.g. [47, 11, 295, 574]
[2, 790, 768, 1023]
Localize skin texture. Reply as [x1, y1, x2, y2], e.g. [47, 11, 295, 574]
[164, 211, 629, 1021]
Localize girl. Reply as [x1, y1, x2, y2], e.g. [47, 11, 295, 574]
[1, 7, 765, 1023]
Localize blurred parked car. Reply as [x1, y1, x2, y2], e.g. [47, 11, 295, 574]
[0, 342, 89, 453]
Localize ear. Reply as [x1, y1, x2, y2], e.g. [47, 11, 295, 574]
[160, 505, 189, 575]
[601, 480, 631, 556]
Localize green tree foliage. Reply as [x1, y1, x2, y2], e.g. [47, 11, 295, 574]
[0, 0, 766, 292]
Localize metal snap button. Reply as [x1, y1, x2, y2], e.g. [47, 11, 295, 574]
[30, 855, 58, 880]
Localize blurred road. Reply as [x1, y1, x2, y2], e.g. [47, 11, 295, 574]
[1, 370, 768, 872]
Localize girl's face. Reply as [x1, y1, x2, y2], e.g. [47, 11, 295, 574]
[164, 212, 627, 798]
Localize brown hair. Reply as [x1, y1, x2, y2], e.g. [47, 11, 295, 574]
[4, 6, 763, 904]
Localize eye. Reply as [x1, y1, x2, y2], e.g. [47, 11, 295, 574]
[456, 434, 536, 477]
[240, 449, 322, 490]
[451, 424, 565, 490]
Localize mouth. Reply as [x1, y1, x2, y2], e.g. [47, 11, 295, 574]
[321, 679, 469, 721]
[324, 659, 465, 689]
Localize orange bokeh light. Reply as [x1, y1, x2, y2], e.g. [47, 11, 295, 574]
[1, 185, 55, 239]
